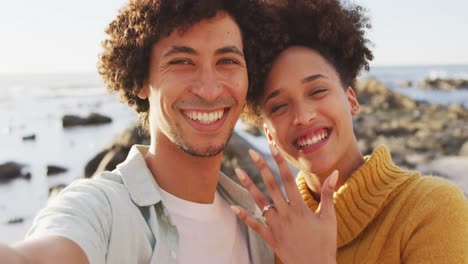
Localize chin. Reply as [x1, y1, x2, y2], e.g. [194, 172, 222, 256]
[178, 143, 225, 157]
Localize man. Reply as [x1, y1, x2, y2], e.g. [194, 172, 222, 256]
[0, 0, 274, 263]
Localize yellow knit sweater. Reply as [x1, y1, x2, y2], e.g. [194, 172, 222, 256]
[290, 145, 468, 264]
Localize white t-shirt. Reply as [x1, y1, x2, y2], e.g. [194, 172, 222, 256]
[160, 189, 250, 264]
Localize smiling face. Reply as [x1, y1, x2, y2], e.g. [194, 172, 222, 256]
[138, 11, 247, 157]
[261, 46, 362, 177]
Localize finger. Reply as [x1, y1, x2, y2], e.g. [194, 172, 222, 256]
[249, 149, 288, 209]
[318, 170, 338, 221]
[269, 144, 303, 206]
[235, 168, 271, 209]
[230, 206, 275, 246]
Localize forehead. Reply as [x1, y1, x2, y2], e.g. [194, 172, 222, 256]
[269, 47, 338, 80]
[152, 11, 243, 56]
[265, 46, 340, 90]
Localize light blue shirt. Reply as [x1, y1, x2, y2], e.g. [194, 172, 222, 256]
[26, 145, 274, 263]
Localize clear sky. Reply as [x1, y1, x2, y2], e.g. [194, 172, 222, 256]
[1, 0, 467, 74]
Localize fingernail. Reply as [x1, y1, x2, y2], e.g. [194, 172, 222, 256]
[249, 149, 260, 162]
[329, 170, 339, 189]
[269, 144, 278, 156]
[235, 168, 245, 181]
[230, 206, 240, 214]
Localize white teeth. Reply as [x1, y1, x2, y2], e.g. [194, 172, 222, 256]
[185, 109, 224, 125]
[297, 130, 328, 148]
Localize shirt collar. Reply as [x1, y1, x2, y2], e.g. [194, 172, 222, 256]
[115, 145, 162, 206]
[114, 144, 259, 215]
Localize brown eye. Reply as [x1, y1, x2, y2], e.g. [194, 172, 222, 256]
[169, 59, 194, 65]
[217, 58, 240, 65]
[308, 88, 327, 96]
[270, 103, 287, 114]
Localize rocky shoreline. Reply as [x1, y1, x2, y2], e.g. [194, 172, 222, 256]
[401, 77, 468, 91]
[354, 78, 468, 163]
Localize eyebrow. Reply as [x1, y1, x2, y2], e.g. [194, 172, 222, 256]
[263, 89, 282, 105]
[163, 45, 243, 58]
[163, 45, 197, 57]
[263, 74, 329, 105]
[215, 45, 244, 57]
[302, 74, 328, 84]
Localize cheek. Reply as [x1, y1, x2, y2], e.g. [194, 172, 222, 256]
[228, 71, 248, 94]
[268, 122, 288, 145]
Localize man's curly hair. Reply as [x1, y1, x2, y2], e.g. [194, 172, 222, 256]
[243, 0, 374, 127]
[98, 0, 278, 133]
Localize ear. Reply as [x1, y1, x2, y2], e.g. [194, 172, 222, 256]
[346, 86, 360, 116]
[263, 123, 276, 146]
[137, 84, 150, 99]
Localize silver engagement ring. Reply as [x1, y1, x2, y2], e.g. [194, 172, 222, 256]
[262, 204, 276, 216]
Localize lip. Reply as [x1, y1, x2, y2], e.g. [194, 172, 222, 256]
[293, 127, 332, 154]
[181, 107, 230, 132]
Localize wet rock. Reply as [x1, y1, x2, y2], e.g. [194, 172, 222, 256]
[46, 165, 68, 176]
[7, 217, 24, 225]
[22, 134, 36, 141]
[84, 124, 149, 178]
[417, 78, 468, 91]
[0, 162, 31, 183]
[62, 113, 112, 128]
[84, 150, 109, 178]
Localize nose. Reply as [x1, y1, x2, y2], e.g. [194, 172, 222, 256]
[192, 64, 223, 102]
[293, 101, 316, 126]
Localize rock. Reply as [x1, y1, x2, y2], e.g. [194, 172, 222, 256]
[355, 78, 416, 111]
[46, 165, 68, 176]
[0, 162, 31, 183]
[400, 80, 413, 87]
[84, 124, 148, 178]
[417, 156, 468, 195]
[357, 139, 371, 155]
[62, 113, 112, 128]
[458, 140, 468, 156]
[84, 150, 109, 178]
[22, 134, 36, 141]
[417, 78, 468, 91]
[404, 153, 429, 168]
[7, 217, 24, 225]
[49, 184, 67, 198]
[240, 122, 263, 137]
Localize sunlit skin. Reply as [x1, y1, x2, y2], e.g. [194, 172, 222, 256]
[261, 46, 364, 198]
[137, 11, 248, 203]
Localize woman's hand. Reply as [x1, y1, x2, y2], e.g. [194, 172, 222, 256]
[231, 144, 338, 264]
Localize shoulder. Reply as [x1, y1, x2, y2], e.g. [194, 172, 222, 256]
[397, 175, 467, 231]
[404, 175, 466, 207]
[398, 176, 468, 262]
[42, 171, 134, 220]
[61, 171, 128, 198]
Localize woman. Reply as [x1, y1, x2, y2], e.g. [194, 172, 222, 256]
[231, 1, 468, 263]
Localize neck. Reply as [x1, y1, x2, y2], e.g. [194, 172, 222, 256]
[303, 146, 365, 201]
[144, 132, 223, 204]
